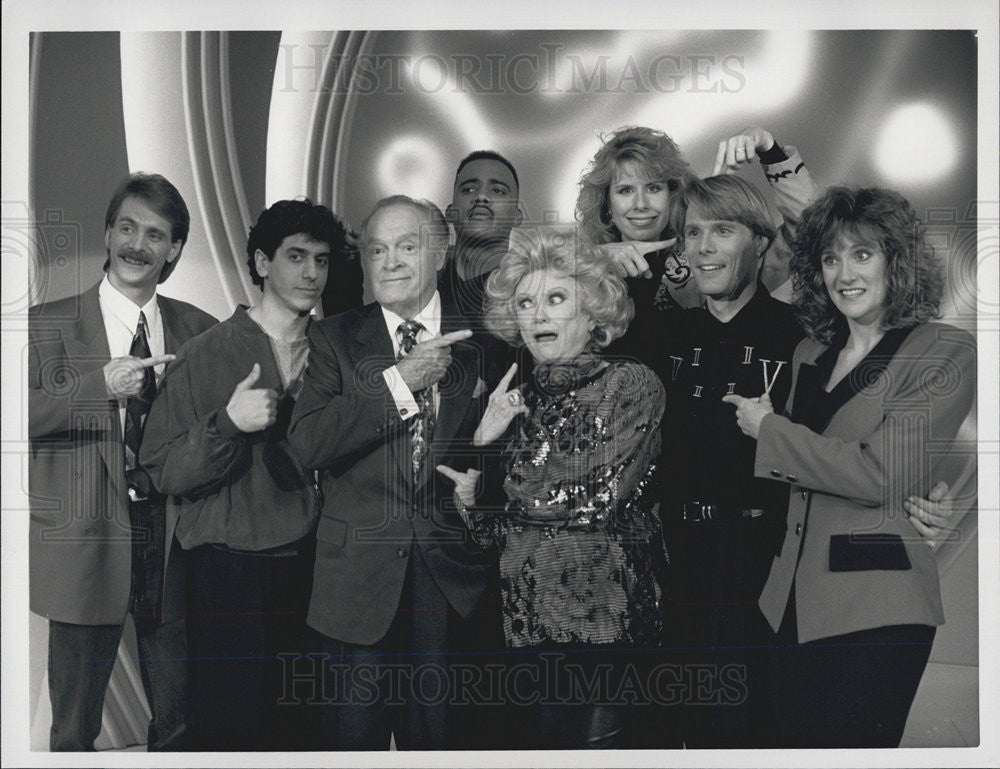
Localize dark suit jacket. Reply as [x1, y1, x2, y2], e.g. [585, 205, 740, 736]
[29, 281, 216, 625]
[756, 322, 976, 643]
[288, 301, 495, 645]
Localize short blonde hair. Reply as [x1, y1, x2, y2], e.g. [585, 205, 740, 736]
[484, 225, 634, 348]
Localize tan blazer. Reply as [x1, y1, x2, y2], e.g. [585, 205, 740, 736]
[756, 322, 976, 644]
[28, 282, 216, 625]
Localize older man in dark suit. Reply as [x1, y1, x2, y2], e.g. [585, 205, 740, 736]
[288, 195, 498, 750]
[28, 173, 216, 751]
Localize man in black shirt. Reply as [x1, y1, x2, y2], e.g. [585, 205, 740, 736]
[440, 150, 522, 328]
[440, 150, 524, 388]
[655, 174, 802, 748]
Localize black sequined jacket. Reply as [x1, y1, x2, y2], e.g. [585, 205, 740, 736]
[463, 360, 668, 648]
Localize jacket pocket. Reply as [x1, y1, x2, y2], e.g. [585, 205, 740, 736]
[316, 516, 348, 548]
[828, 533, 912, 571]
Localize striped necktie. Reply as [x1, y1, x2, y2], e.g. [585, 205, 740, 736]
[124, 311, 156, 496]
[398, 320, 436, 481]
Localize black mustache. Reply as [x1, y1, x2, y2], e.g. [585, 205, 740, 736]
[119, 248, 152, 262]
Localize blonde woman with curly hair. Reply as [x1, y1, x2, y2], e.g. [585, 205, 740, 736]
[438, 224, 668, 749]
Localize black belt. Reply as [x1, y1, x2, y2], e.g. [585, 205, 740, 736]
[679, 502, 766, 524]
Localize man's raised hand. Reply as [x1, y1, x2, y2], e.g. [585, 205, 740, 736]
[395, 329, 473, 393]
[225, 363, 278, 433]
[104, 354, 175, 398]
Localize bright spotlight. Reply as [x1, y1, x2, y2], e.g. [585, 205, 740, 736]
[376, 135, 446, 200]
[874, 103, 958, 184]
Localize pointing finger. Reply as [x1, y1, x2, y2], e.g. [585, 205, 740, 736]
[139, 354, 176, 368]
[436, 465, 462, 484]
[428, 329, 474, 347]
[621, 238, 676, 255]
[721, 394, 746, 407]
[644, 237, 677, 254]
[496, 363, 519, 392]
[712, 140, 727, 176]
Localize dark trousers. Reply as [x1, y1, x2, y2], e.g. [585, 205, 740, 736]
[502, 646, 636, 750]
[768, 594, 935, 748]
[184, 540, 317, 751]
[47, 616, 188, 751]
[48, 499, 187, 752]
[317, 543, 479, 750]
[665, 516, 780, 748]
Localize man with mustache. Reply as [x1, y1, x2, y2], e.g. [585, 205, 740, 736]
[28, 173, 216, 750]
[440, 150, 523, 328]
[141, 199, 352, 749]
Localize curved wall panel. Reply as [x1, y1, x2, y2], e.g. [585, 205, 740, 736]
[119, 31, 248, 318]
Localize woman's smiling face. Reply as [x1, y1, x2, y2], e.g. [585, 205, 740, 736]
[821, 229, 889, 329]
[608, 161, 671, 243]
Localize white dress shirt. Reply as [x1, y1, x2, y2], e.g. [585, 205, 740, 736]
[380, 291, 442, 421]
[98, 275, 166, 434]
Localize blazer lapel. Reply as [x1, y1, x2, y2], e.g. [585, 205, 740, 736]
[432, 343, 477, 447]
[793, 327, 916, 435]
[158, 297, 184, 355]
[353, 306, 412, 484]
[64, 284, 127, 505]
[790, 363, 821, 424]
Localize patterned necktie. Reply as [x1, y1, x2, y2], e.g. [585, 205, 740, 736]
[124, 311, 156, 495]
[398, 320, 436, 481]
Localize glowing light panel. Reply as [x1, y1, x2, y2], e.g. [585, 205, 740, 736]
[874, 103, 958, 184]
[376, 135, 447, 200]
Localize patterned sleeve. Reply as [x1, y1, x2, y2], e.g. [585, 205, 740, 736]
[516, 362, 666, 531]
[457, 449, 509, 549]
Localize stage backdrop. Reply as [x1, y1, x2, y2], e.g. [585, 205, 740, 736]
[27, 29, 979, 749]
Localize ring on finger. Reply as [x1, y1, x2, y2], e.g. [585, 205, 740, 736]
[507, 391, 522, 407]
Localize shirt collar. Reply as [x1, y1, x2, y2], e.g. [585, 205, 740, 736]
[380, 291, 442, 341]
[99, 274, 159, 332]
[702, 280, 770, 328]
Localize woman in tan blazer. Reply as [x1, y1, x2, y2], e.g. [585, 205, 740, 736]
[724, 186, 976, 747]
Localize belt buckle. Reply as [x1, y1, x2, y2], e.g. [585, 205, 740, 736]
[682, 501, 716, 523]
[128, 486, 148, 503]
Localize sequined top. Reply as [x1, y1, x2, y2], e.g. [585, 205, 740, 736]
[465, 360, 668, 648]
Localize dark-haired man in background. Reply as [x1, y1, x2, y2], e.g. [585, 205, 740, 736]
[29, 173, 217, 750]
[141, 199, 352, 750]
[440, 149, 522, 327]
[440, 151, 524, 395]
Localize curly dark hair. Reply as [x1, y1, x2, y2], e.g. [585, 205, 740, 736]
[791, 186, 943, 344]
[246, 199, 354, 288]
[484, 224, 634, 349]
[575, 126, 689, 246]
